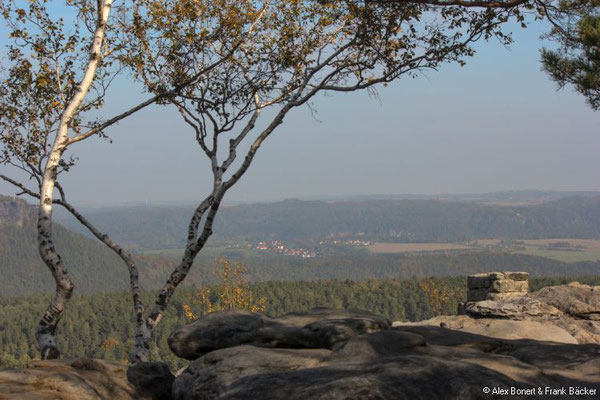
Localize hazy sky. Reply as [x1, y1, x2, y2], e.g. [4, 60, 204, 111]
[1, 14, 599, 205]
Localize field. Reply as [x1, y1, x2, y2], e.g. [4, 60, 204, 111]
[367, 242, 473, 254]
[517, 248, 600, 262]
[367, 239, 600, 261]
[520, 239, 600, 249]
[516, 239, 600, 262]
[472, 238, 600, 262]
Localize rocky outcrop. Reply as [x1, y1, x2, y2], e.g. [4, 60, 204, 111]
[168, 307, 390, 360]
[531, 282, 600, 320]
[0, 358, 141, 400]
[169, 304, 600, 400]
[405, 277, 600, 347]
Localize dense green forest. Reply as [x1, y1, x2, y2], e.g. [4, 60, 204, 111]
[1, 276, 599, 371]
[58, 196, 600, 248]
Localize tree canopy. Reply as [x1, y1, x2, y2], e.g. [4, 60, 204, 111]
[541, 0, 600, 110]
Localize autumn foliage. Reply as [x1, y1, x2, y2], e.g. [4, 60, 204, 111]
[183, 258, 266, 320]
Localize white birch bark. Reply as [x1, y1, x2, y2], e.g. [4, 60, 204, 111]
[36, 0, 113, 360]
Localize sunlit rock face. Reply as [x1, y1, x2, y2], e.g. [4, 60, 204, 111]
[0, 358, 141, 400]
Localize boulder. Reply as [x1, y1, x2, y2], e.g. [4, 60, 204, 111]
[531, 282, 600, 320]
[172, 345, 332, 400]
[168, 308, 390, 360]
[0, 358, 140, 400]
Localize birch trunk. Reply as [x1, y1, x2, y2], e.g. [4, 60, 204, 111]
[137, 190, 224, 352]
[60, 202, 147, 362]
[36, 0, 113, 360]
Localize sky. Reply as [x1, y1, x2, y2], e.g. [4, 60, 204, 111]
[1, 9, 599, 205]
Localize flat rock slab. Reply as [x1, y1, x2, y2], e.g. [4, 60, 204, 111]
[394, 315, 578, 344]
[460, 296, 561, 320]
[0, 358, 140, 400]
[169, 308, 391, 360]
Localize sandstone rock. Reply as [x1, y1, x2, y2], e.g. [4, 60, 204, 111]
[460, 297, 561, 320]
[217, 356, 529, 400]
[490, 279, 528, 293]
[531, 282, 600, 320]
[168, 308, 390, 360]
[394, 315, 578, 344]
[175, 328, 600, 400]
[168, 311, 274, 360]
[466, 272, 529, 302]
[275, 308, 390, 327]
[332, 330, 426, 361]
[169, 305, 599, 400]
[503, 272, 530, 281]
[0, 358, 140, 400]
[487, 292, 527, 301]
[395, 325, 600, 383]
[127, 361, 174, 400]
[172, 345, 332, 400]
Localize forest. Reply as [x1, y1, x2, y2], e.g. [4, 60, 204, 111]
[3, 209, 600, 295]
[2, 275, 599, 371]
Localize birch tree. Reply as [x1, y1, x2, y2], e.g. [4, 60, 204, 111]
[120, 0, 527, 352]
[0, 0, 250, 361]
[0, 0, 128, 361]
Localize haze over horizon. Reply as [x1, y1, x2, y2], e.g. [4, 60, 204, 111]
[1, 15, 598, 205]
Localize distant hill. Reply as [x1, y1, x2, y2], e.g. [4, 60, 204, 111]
[306, 190, 600, 204]
[0, 196, 184, 295]
[2, 195, 599, 296]
[56, 195, 600, 250]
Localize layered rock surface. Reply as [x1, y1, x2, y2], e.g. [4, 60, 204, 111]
[170, 305, 600, 400]
[0, 358, 141, 400]
[466, 271, 529, 302]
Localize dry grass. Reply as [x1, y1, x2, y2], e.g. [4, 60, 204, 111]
[473, 239, 503, 246]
